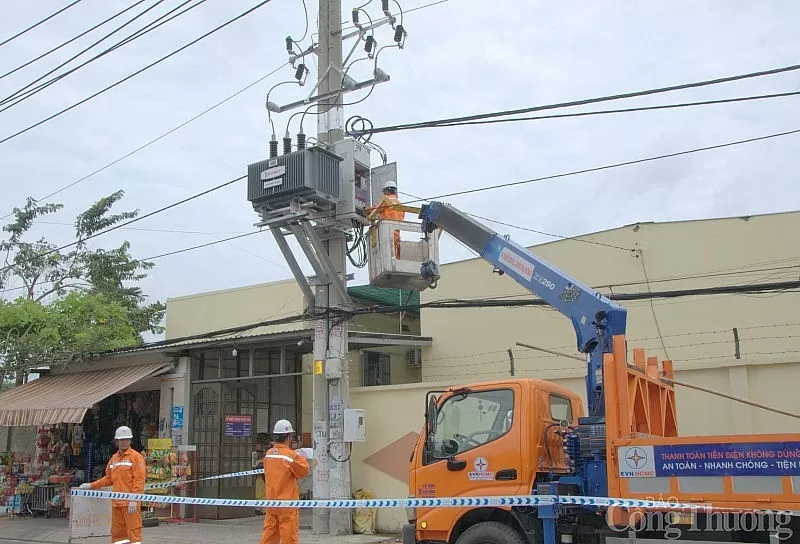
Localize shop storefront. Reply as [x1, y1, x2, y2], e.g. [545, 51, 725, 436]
[0, 360, 176, 518]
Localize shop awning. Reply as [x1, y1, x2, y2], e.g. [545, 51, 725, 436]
[0, 362, 173, 426]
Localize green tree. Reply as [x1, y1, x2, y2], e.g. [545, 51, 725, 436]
[0, 191, 165, 384]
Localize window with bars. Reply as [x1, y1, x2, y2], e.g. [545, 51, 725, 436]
[361, 351, 391, 386]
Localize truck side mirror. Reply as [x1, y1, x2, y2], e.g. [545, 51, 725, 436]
[426, 396, 438, 437]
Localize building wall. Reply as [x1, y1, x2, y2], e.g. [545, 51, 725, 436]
[165, 279, 308, 339]
[165, 279, 422, 340]
[421, 211, 800, 388]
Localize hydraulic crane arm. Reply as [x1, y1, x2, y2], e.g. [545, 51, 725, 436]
[418, 201, 628, 418]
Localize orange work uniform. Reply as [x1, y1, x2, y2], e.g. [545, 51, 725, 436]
[89, 447, 146, 544]
[372, 194, 406, 258]
[260, 443, 310, 544]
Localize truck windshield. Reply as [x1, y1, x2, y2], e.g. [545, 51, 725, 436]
[427, 388, 514, 459]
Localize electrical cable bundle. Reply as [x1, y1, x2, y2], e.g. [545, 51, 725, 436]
[346, 219, 368, 268]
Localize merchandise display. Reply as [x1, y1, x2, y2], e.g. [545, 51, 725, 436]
[1, 389, 162, 518]
[1, 426, 77, 518]
[143, 438, 197, 522]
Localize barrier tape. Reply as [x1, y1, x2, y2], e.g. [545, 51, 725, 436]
[144, 468, 263, 490]
[69, 489, 799, 516]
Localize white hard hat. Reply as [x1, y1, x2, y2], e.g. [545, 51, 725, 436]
[382, 180, 397, 190]
[273, 419, 294, 434]
[114, 426, 133, 440]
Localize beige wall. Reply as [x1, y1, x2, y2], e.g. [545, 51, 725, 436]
[421, 211, 800, 390]
[166, 278, 422, 340]
[165, 279, 308, 339]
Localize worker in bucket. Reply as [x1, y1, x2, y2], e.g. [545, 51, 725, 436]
[368, 180, 406, 258]
[260, 419, 310, 544]
[79, 425, 146, 544]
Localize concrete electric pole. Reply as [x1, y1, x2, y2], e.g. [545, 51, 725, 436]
[251, 0, 401, 536]
[312, 0, 352, 536]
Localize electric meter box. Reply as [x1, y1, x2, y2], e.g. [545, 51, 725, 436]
[331, 138, 371, 226]
[247, 147, 342, 211]
[343, 408, 366, 442]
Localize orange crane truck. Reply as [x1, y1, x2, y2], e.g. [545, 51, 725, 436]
[399, 202, 800, 544]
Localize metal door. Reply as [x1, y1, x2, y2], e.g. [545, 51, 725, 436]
[218, 382, 257, 518]
[192, 383, 222, 519]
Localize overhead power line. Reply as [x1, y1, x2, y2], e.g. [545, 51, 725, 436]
[0, 0, 82, 49]
[0, 0, 149, 81]
[0, 0, 447, 218]
[0, 0, 274, 146]
[360, 91, 800, 134]
[403, 127, 800, 203]
[1, 0, 211, 111]
[1, 0, 171, 107]
[343, 280, 800, 316]
[0, 175, 245, 275]
[0, 62, 288, 218]
[104, 282, 800, 356]
[142, 230, 263, 260]
[2, 123, 796, 276]
[348, 61, 800, 137]
[400, 189, 635, 252]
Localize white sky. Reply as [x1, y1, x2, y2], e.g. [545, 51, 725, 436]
[1, 0, 799, 340]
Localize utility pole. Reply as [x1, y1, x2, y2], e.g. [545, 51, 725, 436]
[312, 0, 352, 536]
[254, 0, 398, 535]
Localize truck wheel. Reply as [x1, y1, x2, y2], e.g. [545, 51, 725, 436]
[454, 521, 527, 544]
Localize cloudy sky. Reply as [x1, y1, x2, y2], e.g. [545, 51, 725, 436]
[1, 0, 799, 339]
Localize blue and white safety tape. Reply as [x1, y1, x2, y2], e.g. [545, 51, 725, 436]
[143, 469, 263, 490]
[69, 489, 798, 516]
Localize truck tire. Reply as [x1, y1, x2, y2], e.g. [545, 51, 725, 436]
[454, 521, 528, 544]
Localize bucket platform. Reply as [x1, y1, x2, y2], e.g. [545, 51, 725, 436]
[367, 219, 440, 292]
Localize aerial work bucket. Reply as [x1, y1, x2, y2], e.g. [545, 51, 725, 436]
[367, 219, 440, 292]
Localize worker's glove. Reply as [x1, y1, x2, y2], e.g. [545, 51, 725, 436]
[128, 501, 136, 514]
[78, 483, 90, 490]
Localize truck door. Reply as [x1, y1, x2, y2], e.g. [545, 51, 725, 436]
[412, 384, 523, 540]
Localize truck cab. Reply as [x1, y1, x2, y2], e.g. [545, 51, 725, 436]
[406, 378, 583, 544]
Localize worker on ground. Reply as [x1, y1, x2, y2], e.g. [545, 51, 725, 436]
[79, 425, 146, 544]
[369, 180, 406, 259]
[260, 419, 310, 544]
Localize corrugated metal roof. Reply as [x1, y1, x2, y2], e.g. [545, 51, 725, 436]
[114, 326, 313, 355]
[347, 285, 420, 309]
[0, 362, 173, 426]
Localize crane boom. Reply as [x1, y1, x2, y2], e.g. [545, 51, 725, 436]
[418, 201, 627, 417]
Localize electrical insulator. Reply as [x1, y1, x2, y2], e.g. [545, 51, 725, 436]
[352, 8, 359, 25]
[297, 132, 306, 150]
[381, 0, 389, 11]
[364, 36, 375, 54]
[283, 136, 292, 155]
[285, 36, 293, 52]
[295, 63, 306, 81]
[394, 24, 405, 43]
[269, 135, 278, 158]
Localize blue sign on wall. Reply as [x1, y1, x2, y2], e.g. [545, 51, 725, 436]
[172, 406, 184, 429]
[224, 415, 252, 437]
[618, 442, 800, 478]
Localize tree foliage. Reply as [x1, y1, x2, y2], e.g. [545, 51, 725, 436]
[0, 191, 165, 382]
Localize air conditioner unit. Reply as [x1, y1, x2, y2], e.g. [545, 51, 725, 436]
[406, 347, 422, 368]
